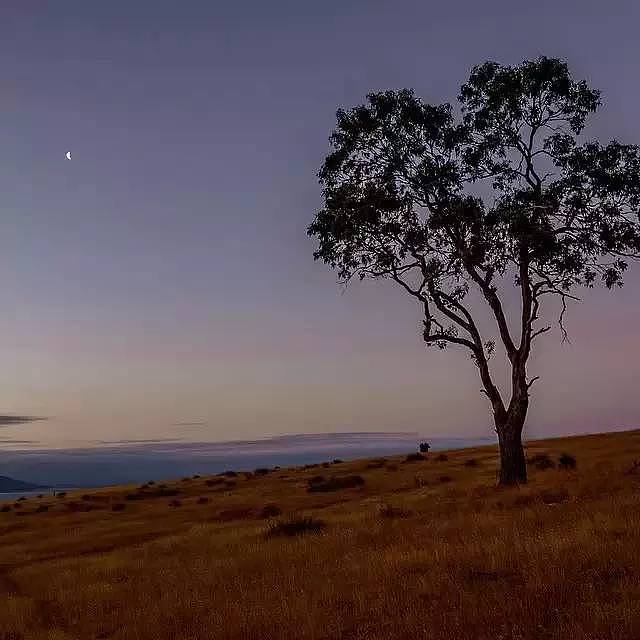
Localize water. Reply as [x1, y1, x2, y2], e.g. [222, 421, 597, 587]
[0, 432, 495, 489]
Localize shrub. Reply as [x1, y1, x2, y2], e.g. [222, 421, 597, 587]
[625, 460, 640, 475]
[385, 464, 399, 471]
[111, 503, 126, 512]
[308, 474, 326, 485]
[243, 472, 254, 480]
[265, 516, 325, 538]
[126, 488, 180, 500]
[224, 480, 237, 488]
[558, 453, 577, 470]
[378, 503, 411, 519]
[196, 496, 209, 505]
[81, 494, 92, 501]
[37, 494, 44, 499]
[158, 483, 168, 489]
[438, 475, 453, 483]
[414, 474, 427, 488]
[254, 468, 270, 476]
[56, 492, 67, 498]
[436, 454, 448, 462]
[259, 504, 282, 518]
[220, 470, 238, 478]
[168, 500, 182, 508]
[322, 462, 330, 468]
[205, 478, 224, 487]
[147, 481, 155, 485]
[307, 475, 365, 493]
[540, 488, 570, 504]
[181, 477, 191, 482]
[332, 459, 343, 464]
[419, 442, 431, 453]
[405, 452, 425, 462]
[0, 505, 11, 512]
[464, 458, 479, 467]
[367, 459, 386, 469]
[13, 502, 22, 509]
[36, 505, 49, 513]
[192, 474, 201, 479]
[17, 496, 27, 501]
[527, 453, 556, 470]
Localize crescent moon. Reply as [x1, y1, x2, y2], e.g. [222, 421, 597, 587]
[65, 151, 72, 160]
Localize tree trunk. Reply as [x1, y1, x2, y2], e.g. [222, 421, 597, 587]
[496, 412, 527, 485]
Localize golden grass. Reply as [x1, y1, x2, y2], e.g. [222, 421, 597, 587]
[2, 430, 640, 639]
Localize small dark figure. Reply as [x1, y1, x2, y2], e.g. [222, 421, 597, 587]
[419, 442, 431, 454]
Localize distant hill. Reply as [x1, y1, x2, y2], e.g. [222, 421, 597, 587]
[0, 475, 44, 492]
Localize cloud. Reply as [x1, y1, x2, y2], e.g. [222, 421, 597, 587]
[0, 415, 47, 427]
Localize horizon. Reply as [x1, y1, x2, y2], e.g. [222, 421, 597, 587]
[2, 1, 640, 449]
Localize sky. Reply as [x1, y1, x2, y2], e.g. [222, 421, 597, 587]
[1, 0, 639, 449]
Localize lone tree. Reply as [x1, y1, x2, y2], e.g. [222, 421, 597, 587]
[308, 57, 640, 484]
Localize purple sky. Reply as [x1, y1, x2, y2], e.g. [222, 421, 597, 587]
[1, 1, 639, 448]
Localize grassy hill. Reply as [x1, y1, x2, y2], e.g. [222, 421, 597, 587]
[2, 429, 640, 639]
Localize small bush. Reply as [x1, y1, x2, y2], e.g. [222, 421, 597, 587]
[205, 478, 224, 487]
[1, 505, 11, 512]
[436, 454, 448, 462]
[36, 505, 49, 513]
[37, 494, 44, 499]
[192, 474, 201, 479]
[254, 468, 270, 476]
[540, 488, 570, 504]
[308, 474, 326, 485]
[419, 442, 431, 453]
[332, 459, 343, 464]
[196, 496, 209, 505]
[465, 458, 479, 467]
[147, 481, 155, 486]
[307, 475, 365, 493]
[158, 483, 168, 489]
[385, 464, 399, 472]
[13, 503, 22, 509]
[224, 480, 237, 489]
[17, 496, 27, 502]
[126, 488, 180, 500]
[220, 470, 238, 478]
[438, 475, 453, 483]
[558, 453, 577, 470]
[111, 503, 126, 512]
[367, 459, 386, 469]
[625, 460, 640, 475]
[56, 492, 67, 498]
[243, 472, 254, 480]
[259, 504, 282, 518]
[405, 452, 425, 462]
[322, 462, 330, 468]
[168, 500, 182, 508]
[414, 474, 427, 488]
[181, 477, 191, 482]
[527, 453, 556, 470]
[378, 503, 411, 519]
[265, 516, 325, 538]
[81, 494, 92, 501]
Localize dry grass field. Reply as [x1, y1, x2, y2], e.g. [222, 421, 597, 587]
[2, 429, 640, 639]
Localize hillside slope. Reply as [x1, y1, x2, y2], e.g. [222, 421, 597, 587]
[2, 429, 640, 639]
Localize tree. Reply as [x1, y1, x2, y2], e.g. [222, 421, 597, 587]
[308, 57, 640, 484]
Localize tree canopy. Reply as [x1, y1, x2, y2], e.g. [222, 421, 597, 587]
[308, 57, 640, 483]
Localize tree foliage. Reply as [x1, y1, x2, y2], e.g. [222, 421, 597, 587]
[308, 58, 640, 482]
